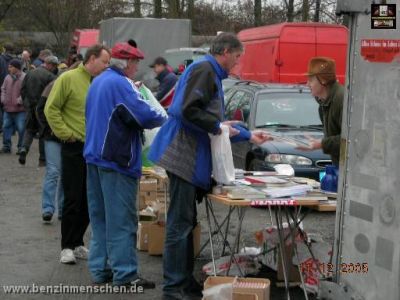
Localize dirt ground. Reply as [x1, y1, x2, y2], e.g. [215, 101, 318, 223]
[0, 135, 336, 299]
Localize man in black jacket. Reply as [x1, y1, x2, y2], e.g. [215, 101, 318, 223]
[19, 55, 59, 165]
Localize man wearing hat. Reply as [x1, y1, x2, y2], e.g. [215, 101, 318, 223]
[150, 56, 178, 106]
[300, 56, 344, 166]
[45, 44, 110, 264]
[84, 42, 167, 287]
[19, 55, 60, 166]
[0, 59, 26, 154]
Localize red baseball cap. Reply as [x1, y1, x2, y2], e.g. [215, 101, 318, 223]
[111, 42, 145, 60]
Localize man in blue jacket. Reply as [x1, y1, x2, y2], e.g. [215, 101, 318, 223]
[150, 56, 178, 101]
[148, 33, 271, 300]
[84, 42, 167, 288]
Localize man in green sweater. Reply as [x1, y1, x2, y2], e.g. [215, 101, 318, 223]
[45, 44, 111, 264]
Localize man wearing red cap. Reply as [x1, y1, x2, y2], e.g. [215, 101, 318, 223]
[84, 42, 167, 288]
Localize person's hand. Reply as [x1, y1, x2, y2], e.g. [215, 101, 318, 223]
[250, 130, 273, 145]
[296, 136, 322, 151]
[222, 120, 242, 127]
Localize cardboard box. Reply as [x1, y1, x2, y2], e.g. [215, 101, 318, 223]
[148, 222, 165, 255]
[147, 222, 201, 256]
[203, 276, 270, 300]
[137, 221, 152, 251]
[140, 178, 158, 192]
[138, 191, 157, 210]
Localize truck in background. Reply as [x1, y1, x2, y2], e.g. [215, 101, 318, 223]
[231, 22, 348, 84]
[99, 17, 192, 86]
[71, 29, 99, 57]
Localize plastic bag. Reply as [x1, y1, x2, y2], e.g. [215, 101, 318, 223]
[209, 125, 235, 184]
[139, 84, 167, 167]
[202, 283, 233, 300]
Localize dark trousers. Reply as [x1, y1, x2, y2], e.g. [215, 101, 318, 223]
[61, 141, 89, 250]
[22, 108, 45, 161]
[163, 173, 198, 295]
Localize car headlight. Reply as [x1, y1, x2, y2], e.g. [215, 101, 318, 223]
[265, 154, 312, 165]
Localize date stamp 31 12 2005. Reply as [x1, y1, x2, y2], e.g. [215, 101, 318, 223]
[300, 262, 369, 276]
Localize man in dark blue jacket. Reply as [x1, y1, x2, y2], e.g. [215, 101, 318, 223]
[150, 56, 178, 105]
[84, 42, 167, 289]
[149, 33, 272, 300]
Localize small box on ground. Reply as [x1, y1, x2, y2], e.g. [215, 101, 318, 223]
[147, 222, 201, 256]
[203, 276, 270, 300]
[137, 221, 153, 251]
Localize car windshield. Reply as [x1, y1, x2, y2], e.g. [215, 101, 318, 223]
[255, 92, 321, 128]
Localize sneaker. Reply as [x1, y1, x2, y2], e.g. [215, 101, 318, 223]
[18, 150, 26, 165]
[128, 277, 156, 289]
[16, 149, 22, 155]
[60, 249, 76, 264]
[73, 246, 89, 260]
[0, 148, 11, 154]
[42, 212, 53, 223]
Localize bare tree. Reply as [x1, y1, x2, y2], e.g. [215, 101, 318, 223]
[284, 0, 295, 22]
[0, 0, 14, 23]
[153, 0, 162, 17]
[314, 0, 320, 22]
[254, 0, 262, 26]
[166, 0, 180, 18]
[187, 0, 194, 19]
[302, 0, 309, 21]
[133, 0, 142, 17]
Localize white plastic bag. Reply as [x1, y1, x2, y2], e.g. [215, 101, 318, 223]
[209, 125, 235, 185]
[139, 84, 168, 167]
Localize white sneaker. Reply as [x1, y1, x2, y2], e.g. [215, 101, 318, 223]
[60, 249, 76, 264]
[73, 246, 89, 260]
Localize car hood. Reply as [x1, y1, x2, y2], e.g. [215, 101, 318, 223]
[257, 128, 331, 161]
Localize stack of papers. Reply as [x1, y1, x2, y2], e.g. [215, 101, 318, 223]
[227, 186, 267, 199]
[262, 184, 313, 198]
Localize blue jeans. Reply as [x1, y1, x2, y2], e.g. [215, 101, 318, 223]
[2, 111, 25, 151]
[163, 173, 197, 295]
[86, 164, 139, 285]
[42, 141, 63, 216]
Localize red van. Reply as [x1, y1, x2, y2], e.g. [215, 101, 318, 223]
[231, 22, 348, 84]
[71, 29, 99, 57]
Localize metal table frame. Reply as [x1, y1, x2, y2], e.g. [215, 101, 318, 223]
[203, 194, 329, 300]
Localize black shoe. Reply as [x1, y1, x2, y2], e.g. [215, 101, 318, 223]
[42, 212, 53, 223]
[18, 150, 26, 165]
[184, 279, 203, 297]
[128, 277, 156, 289]
[0, 148, 11, 154]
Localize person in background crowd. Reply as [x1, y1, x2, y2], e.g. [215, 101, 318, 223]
[0, 59, 26, 154]
[19, 55, 59, 166]
[36, 62, 73, 224]
[84, 42, 167, 288]
[149, 56, 178, 104]
[297, 56, 343, 166]
[0, 42, 16, 133]
[32, 49, 52, 68]
[45, 44, 110, 265]
[148, 33, 272, 300]
[21, 49, 33, 73]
